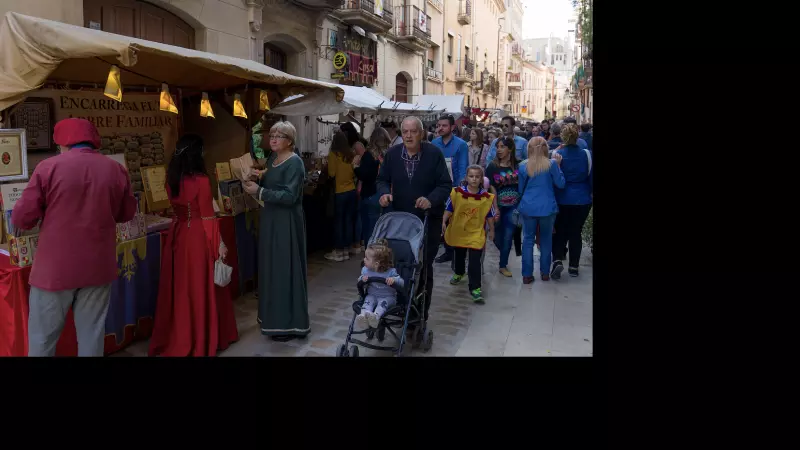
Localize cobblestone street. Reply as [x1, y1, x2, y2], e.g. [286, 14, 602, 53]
[117, 243, 592, 357]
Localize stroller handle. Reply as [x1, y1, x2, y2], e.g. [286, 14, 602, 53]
[379, 200, 432, 218]
[357, 276, 402, 297]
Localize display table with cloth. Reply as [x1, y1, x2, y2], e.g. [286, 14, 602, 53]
[0, 232, 161, 356]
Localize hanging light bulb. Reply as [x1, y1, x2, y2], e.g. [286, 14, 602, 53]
[159, 83, 179, 114]
[200, 92, 215, 118]
[259, 89, 270, 111]
[233, 93, 248, 118]
[103, 65, 123, 102]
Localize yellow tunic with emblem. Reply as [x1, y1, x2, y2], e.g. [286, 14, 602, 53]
[444, 187, 495, 250]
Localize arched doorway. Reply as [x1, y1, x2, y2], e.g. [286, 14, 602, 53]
[395, 73, 410, 103]
[83, 0, 195, 48]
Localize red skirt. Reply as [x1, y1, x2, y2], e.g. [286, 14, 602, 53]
[149, 220, 238, 356]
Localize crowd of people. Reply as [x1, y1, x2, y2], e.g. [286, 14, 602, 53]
[12, 110, 591, 357]
[324, 113, 593, 303]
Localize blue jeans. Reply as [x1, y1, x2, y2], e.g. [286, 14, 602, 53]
[493, 205, 518, 269]
[334, 190, 357, 249]
[360, 193, 381, 244]
[521, 213, 556, 277]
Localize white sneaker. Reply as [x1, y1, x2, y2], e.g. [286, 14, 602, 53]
[324, 250, 344, 262]
[365, 311, 380, 329]
[354, 313, 369, 331]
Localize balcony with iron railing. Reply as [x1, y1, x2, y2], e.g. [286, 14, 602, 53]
[455, 57, 475, 83]
[457, 0, 471, 25]
[426, 66, 443, 82]
[508, 72, 522, 90]
[394, 5, 433, 51]
[336, 0, 394, 34]
[511, 43, 523, 60]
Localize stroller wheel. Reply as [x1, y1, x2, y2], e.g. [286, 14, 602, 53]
[421, 330, 434, 352]
[366, 329, 376, 340]
[349, 345, 359, 357]
[336, 344, 348, 357]
[377, 326, 386, 342]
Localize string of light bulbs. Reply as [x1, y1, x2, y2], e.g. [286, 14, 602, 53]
[97, 58, 270, 119]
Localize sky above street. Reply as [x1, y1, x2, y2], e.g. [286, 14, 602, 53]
[521, 0, 576, 40]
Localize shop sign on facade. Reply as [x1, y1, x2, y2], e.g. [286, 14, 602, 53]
[339, 28, 378, 87]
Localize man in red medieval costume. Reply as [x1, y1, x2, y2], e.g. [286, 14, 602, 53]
[12, 118, 138, 357]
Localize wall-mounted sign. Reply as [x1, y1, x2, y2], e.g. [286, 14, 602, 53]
[89, 21, 101, 30]
[346, 53, 377, 85]
[333, 51, 347, 70]
[331, 73, 345, 79]
[0, 129, 28, 182]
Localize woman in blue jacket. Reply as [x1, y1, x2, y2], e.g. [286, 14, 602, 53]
[551, 123, 593, 279]
[517, 137, 565, 284]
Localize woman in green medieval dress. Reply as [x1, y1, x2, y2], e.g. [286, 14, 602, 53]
[243, 120, 310, 342]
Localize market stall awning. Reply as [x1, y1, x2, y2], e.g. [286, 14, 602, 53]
[272, 84, 389, 115]
[272, 83, 444, 117]
[416, 95, 465, 119]
[0, 12, 344, 112]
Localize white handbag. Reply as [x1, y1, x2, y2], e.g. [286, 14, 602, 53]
[214, 258, 232, 287]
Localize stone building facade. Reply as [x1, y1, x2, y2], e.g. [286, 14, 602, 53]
[0, 0, 437, 153]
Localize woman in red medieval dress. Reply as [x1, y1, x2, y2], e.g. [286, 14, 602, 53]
[148, 134, 239, 356]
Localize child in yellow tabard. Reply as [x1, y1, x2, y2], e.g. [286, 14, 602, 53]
[443, 165, 496, 302]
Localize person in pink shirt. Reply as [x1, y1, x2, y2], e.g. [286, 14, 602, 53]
[11, 118, 137, 357]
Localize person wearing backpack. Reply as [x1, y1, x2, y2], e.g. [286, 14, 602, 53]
[551, 123, 593, 279]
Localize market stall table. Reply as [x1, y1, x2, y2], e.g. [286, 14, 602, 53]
[0, 232, 161, 356]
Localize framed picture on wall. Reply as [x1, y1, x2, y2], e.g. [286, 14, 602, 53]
[8, 97, 55, 151]
[0, 129, 29, 182]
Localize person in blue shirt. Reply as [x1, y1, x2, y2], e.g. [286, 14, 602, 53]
[485, 116, 529, 163]
[431, 114, 469, 264]
[551, 123, 593, 279]
[517, 136, 565, 284]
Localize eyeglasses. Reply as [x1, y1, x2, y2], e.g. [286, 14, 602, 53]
[269, 134, 289, 140]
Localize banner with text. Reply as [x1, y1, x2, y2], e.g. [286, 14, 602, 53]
[34, 89, 179, 191]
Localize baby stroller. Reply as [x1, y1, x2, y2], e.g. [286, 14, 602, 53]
[337, 211, 433, 357]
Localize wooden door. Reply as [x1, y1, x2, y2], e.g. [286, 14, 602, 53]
[395, 73, 408, 103]
[84, 0, 195, 49]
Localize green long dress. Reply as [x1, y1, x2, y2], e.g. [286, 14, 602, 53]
[256, 152, 310, 337]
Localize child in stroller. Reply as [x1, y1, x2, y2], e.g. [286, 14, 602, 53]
[355, 240, 405, 331]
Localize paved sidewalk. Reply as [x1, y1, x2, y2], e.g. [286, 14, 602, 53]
[117, 241, 592, 357]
